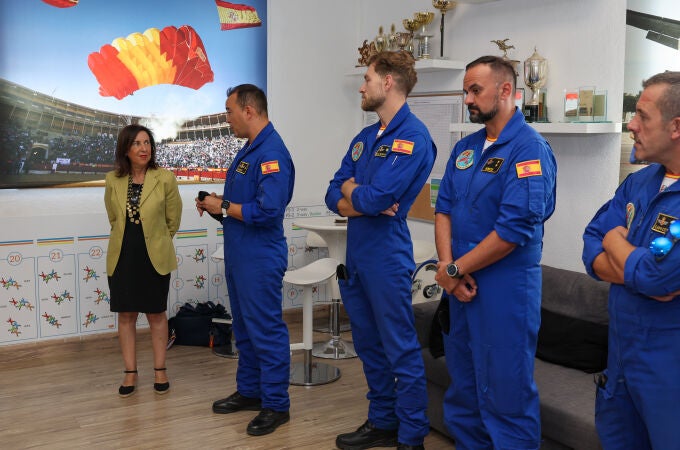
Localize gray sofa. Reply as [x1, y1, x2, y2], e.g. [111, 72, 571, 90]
[413, 265, 609, 450]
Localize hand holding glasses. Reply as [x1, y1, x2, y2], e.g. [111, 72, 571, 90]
[649, 220, 680, 259]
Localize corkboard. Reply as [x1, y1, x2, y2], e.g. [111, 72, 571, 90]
[408, 183, 435, 222]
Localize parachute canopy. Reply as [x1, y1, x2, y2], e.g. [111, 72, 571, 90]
[87, 25, 214, 100]
[42, 0, 78, 7]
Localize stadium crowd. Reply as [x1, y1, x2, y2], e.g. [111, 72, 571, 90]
[1, 122, 241, 175]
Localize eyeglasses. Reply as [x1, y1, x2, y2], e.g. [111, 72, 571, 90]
[649, 219, 680, 259]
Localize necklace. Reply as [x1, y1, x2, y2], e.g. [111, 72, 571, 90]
[126, 175, 143, 224]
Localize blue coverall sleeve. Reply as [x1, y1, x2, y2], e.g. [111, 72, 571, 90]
[582, 183, 629, 280]
[351, 132, 431, 216]
[494, 139, 557, 246]
[624, 245, 680, 297]
[241, 155, 294, 225]
[325, 144, 357, 214]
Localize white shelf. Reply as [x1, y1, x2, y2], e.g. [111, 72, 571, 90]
[348, 58, 465, 76]
[449, 122, 622, 135]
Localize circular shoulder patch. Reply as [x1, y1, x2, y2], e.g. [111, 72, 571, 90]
[351, 142, 364, 161]
[455, 149, 474, 170]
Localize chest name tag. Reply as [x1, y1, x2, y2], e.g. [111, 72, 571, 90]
[392, 139, 414, 155]
[651, 212, 678, 234]
[375, 145, 390, 157]
[515, 159, 542, 178]
[482, 157, 504, 174]
[261, 160, 280, 174]
[236, 161, 249, 174]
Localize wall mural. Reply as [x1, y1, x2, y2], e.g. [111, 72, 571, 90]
[0, 0, 266, 188]
[622, 0, 680, 182]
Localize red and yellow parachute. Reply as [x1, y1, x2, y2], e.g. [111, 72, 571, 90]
[88, 25, 214, 100]
[42, 0, 78, 7]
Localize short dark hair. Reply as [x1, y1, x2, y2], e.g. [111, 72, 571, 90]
[114, 124, 158, 177]
[466, 55, 517, 92]
[368, 51, 418, 96]
[226, 84, 268, 117]
[642, 71, 680, 122]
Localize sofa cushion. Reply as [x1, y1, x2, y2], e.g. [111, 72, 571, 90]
[535, 358, 602, 450]
[537, 308, 608, 373]
[541, 265, 609, 325]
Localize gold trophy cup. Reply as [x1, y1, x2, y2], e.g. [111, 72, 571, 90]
[432, 1, 456, 58]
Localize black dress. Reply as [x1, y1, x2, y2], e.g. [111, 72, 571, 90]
[109, 183, 170, 313]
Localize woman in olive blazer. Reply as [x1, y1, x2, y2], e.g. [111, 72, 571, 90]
[104, 124, 182, 397]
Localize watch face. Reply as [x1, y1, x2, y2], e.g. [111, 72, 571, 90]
[221, 200, 230, 210]
[446, 263, 457, 277]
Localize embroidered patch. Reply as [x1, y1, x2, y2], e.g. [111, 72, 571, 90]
[456, 150, 474, 170]
[261, 160, 280, 174]
[651, 212, 678, 234]
[482, 157, 504, 174]
[515, 160, 542, 178]
[375, 145, 390, 158]
[392, 139, 414, 155]
[236, 161, 249, 174]
[352, 142, 364, 161]
[626, 203, 635, 229]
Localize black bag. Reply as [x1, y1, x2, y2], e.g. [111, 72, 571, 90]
[168, 301, 232, 347]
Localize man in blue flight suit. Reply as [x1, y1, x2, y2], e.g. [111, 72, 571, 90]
[326, 51, 436, 450]
[196, 84, 294, 437]
[583, 71, 680, 450]
[433, 55, 557, 449]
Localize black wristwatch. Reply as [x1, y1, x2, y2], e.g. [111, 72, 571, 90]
[446, 262, 464, 279]
[221, 199, 231, 217]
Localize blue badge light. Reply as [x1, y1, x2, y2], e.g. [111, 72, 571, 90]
[650, 220, 680, 259]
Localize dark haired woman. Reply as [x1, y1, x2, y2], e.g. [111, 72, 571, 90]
[104, 124, 182, 397]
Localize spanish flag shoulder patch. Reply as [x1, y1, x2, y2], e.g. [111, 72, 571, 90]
[261, 160, 280, 174]
[392, 139, 414, 155]
[515, 160, 542, 178]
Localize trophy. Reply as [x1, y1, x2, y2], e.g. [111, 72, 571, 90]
[374, 26, 388, 53]
[403, 18, 421, 57]
[395, 32, 412, 52]
[414, 12, 435, 59]
[388, 23, 399, 51]
[523, 47, 548, 122]
[491, 38, 520, 76]
[432, 1, 456, 58]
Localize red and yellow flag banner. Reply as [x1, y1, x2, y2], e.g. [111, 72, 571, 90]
[215, 1, 262, 30]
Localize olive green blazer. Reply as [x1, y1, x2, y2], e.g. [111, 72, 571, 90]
[104, 168, 182, 276]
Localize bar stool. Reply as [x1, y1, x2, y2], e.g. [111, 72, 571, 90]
[285, 258, 341, 386]
[306, 231, 352, 335]
[412, 239, 436, 265]
[411, 240, 439, 304]
[212, 317, 238, 358]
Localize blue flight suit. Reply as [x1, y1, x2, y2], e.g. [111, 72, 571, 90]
[222, 122, 295, 412]
[325, 103, 436, 446]
[435, 108, 557, 450]
[582, 163, 680, 450]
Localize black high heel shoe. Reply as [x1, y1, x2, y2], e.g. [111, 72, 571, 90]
[119, 369, 138, 397]
[154, 367, 170, 395]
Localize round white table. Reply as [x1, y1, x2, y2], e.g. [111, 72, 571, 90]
[292, 216, 357, 359]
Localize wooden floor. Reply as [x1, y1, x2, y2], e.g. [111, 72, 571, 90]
[0, 313, 454, 449]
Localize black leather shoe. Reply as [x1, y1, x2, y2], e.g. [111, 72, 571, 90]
[397, 444, 424, 450]
[246, 408, 290, 436]
[212, 391, 262, 414]
[336, 420, 398, 450]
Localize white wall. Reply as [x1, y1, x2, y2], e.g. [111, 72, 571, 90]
[0, 0, 628, 320]
[2, 1, 629, 272]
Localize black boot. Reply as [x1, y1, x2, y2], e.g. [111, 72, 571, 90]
[336, 420, 398, 450]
